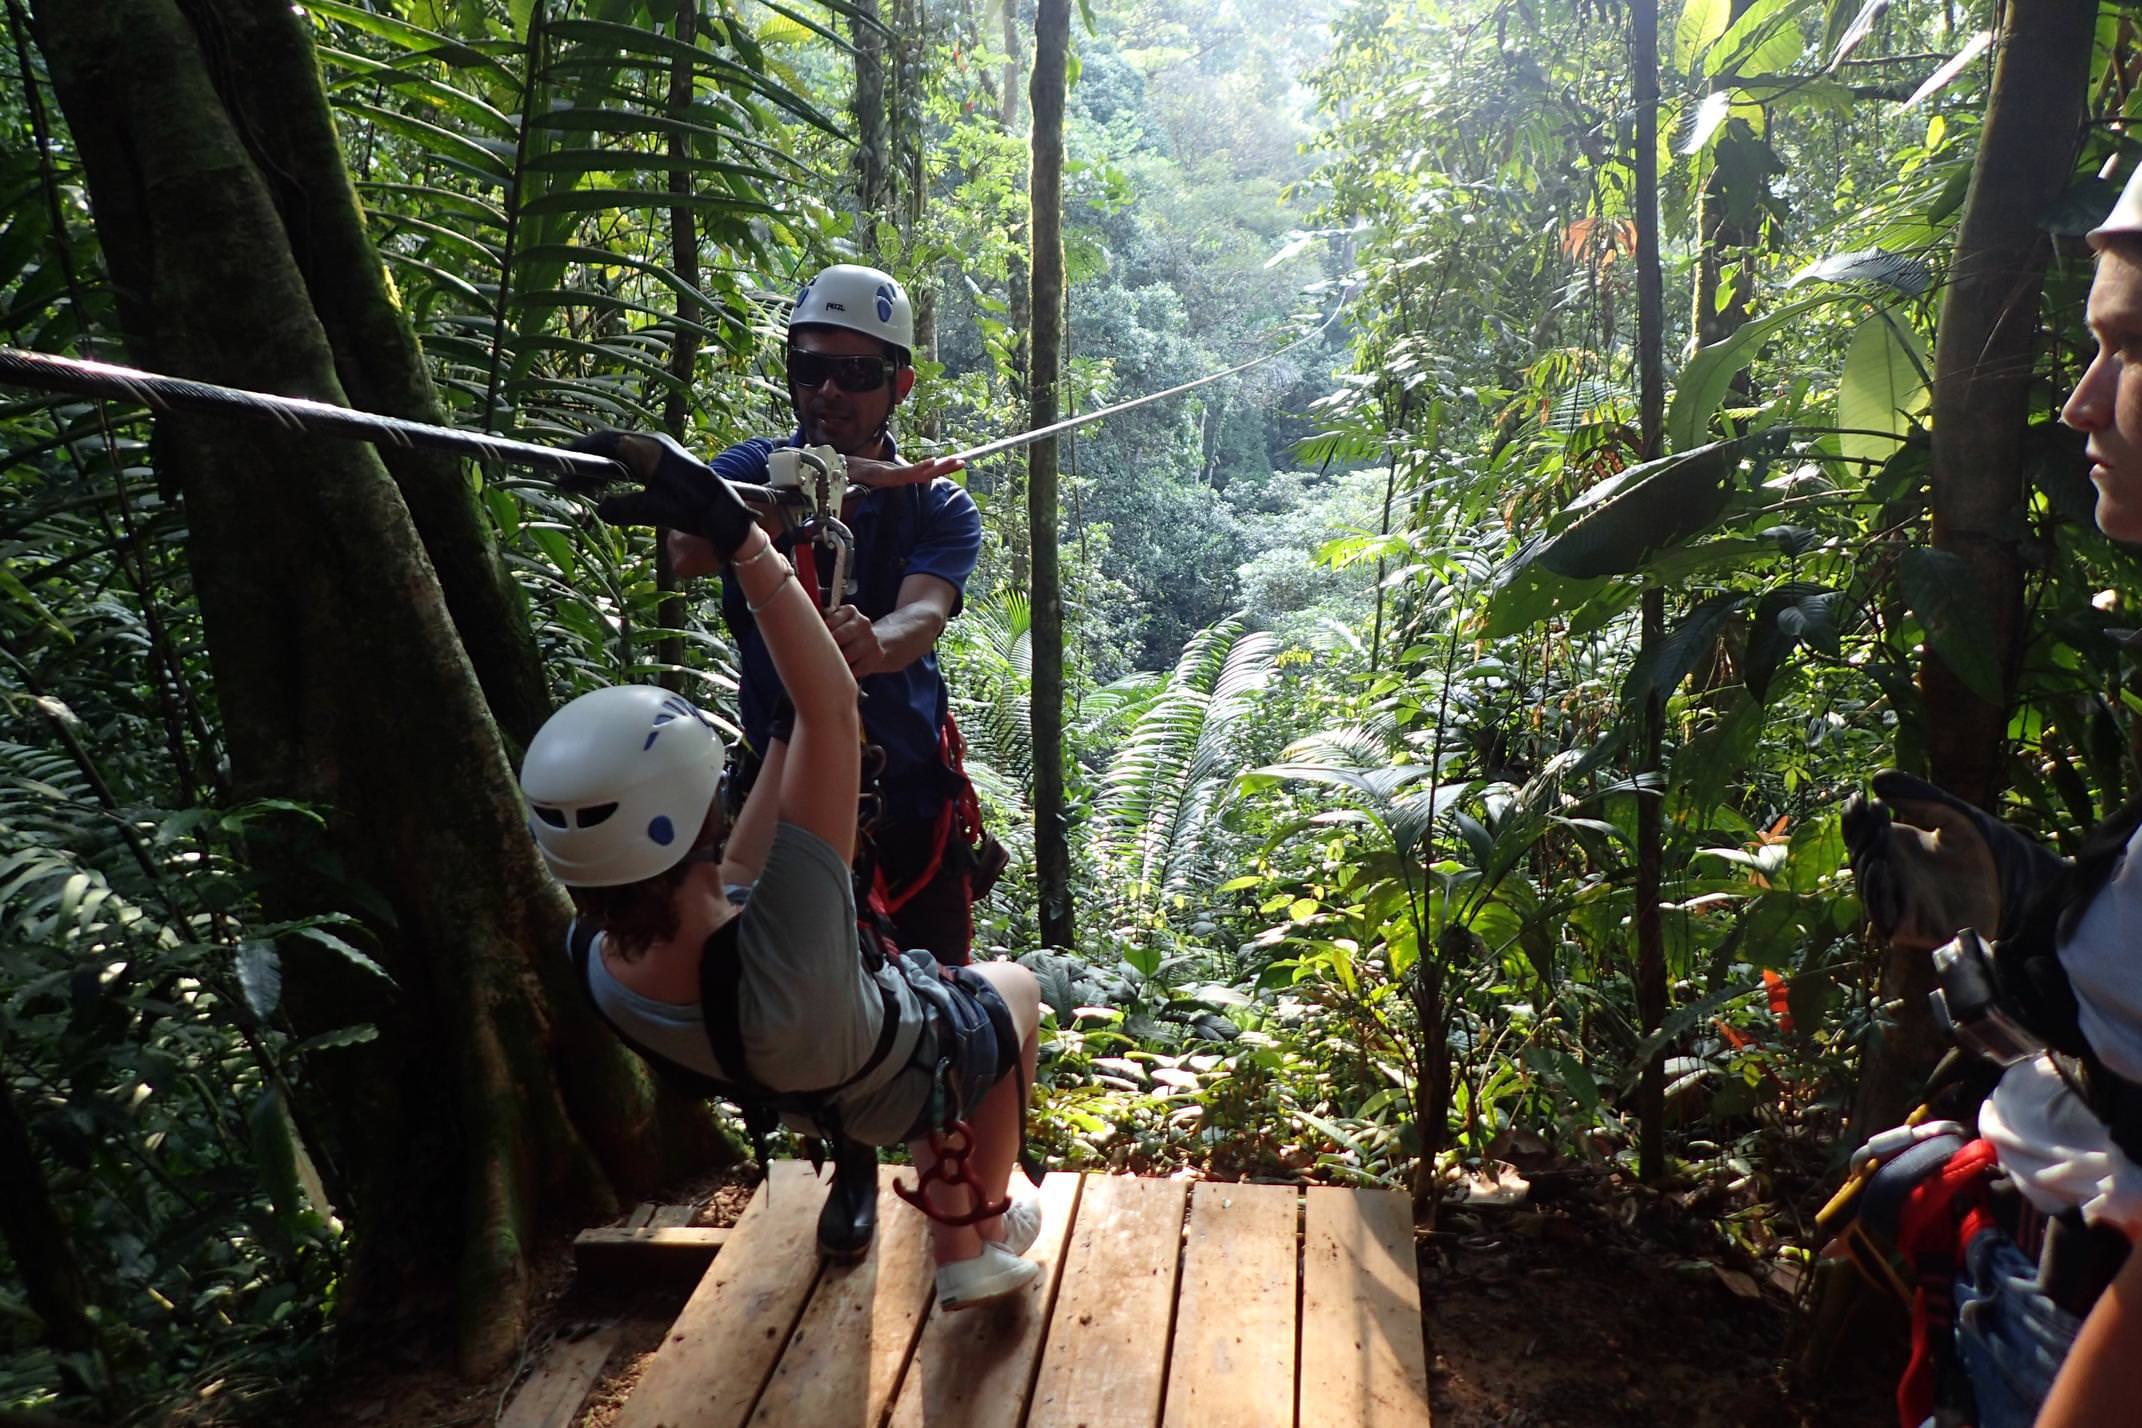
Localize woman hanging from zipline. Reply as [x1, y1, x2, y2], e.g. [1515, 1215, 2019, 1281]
[517, 429, 1045, 1309]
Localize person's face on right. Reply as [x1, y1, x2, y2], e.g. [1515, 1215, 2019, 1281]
[2063, 246, 2142, 543]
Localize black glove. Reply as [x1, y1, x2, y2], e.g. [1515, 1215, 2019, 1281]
[563, 431, 757, 557]
[1842, 771, 2064, 953]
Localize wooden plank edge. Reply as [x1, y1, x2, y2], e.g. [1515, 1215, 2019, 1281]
[615, 1161, 828, 1428]
[499, 1322, 625, 1428]
[573, 1226, 730, 1287]
[1149, 1177, 1196, 1428]
[1295, 1184, 1305, 1428]
[1006, 1171, 1089, 1423]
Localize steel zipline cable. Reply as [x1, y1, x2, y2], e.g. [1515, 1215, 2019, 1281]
[0, 290, 1349, 483]
[0, 347, 629, 482]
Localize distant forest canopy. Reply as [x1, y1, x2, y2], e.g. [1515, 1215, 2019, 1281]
[3, 1, 2133, 1421]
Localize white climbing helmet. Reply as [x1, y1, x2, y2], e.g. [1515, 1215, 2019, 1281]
[521, 686, 725, 888]
[789, 263, 914, 357]
[2090, 162, 2142, 249]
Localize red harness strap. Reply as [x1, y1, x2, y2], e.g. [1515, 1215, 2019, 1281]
[1892, 1138, 2000, 1428]
[873, 713, 983, 917]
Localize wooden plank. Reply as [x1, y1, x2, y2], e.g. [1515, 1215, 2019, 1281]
[648, 1203, 697, 1228]
[573, 1227, 730, 1288]
[625, 1202, 660, 1230]
[1027, 1174, 1189, 1428]
[618, 1161, 826, 1428]
[1299, 1186, 1430, 1428]
[746, 1166, 935, 1427]
[1162, 1181, 1299, 1428]
[885, 1171, 1085, 1428]
[500, 1322, 624, 1428]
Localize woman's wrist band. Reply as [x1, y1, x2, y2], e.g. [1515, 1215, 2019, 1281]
[745, 568, 796, 615]
[730, 540, 782, 573]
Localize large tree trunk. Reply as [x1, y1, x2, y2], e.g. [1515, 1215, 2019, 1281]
[38, 0, 722, 1376]
[1855, 0, 2096, 1138]
[175, 0, 550, 750]
[1028, 0, 1072, 952]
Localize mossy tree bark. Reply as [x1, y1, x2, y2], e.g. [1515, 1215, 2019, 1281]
[164, 0, 550, 751]
[38, 0, 723, 1376]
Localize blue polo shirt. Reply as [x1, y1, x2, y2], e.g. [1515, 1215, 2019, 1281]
[711, 433, 981, 825]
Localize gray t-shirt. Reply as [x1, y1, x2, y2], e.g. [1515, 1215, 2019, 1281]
[580, 823, 932, 1144]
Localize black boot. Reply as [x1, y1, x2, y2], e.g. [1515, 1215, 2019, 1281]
[817, 1136, 878, 1263]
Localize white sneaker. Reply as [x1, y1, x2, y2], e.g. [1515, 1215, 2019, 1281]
[999, 1186, 1044, 1258]
[935, 1242, 1039, 1311]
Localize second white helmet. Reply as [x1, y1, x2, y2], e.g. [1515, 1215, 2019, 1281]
[790, 263, 914, 357]
[2092, 163, 2142, 249]
[521, 686, 726, 888]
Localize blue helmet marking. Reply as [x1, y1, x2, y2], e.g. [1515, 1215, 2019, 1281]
[648, 815, 675, 846]
[875, 284, 895, 322]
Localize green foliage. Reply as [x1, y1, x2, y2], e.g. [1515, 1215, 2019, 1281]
[10, 0, 2142, 1410]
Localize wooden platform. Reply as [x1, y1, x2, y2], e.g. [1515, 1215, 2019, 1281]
[616, 1160, 1430, 1428]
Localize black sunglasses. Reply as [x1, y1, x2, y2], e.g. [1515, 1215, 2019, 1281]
[787, 349, 896, 394]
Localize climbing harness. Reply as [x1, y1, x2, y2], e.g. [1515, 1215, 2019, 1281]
[573, 908, 1028, 1227]
[1813, 886, 2142, 1427]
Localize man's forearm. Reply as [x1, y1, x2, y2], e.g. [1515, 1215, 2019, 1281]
[871, 602, 948, 673]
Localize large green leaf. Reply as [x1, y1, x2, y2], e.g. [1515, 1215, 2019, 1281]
[1742, 581, 1838, 702]
[1898, 547, 2002, 704]
[1674, 0, 1732, 75]
[306, 0, 515, 78]
[1622, 592, 1750, 711]
[337, 100, 511, 181]
[1668, 295, 1835, 450]
[1479, 547, 1609, 638]
[1533, 439, 1742, 579]
[1711, 0, 1816, 79]
[1837, 313, 1931, 469]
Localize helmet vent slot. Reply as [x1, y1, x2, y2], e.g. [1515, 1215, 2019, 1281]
[576, 802, 619, 828]
[532, 805, 568, 828]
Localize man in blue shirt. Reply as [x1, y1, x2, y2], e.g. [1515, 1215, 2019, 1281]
[668, 263, 985, 1261]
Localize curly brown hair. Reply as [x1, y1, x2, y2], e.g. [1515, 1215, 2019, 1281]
[569, 800, 727, 959]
